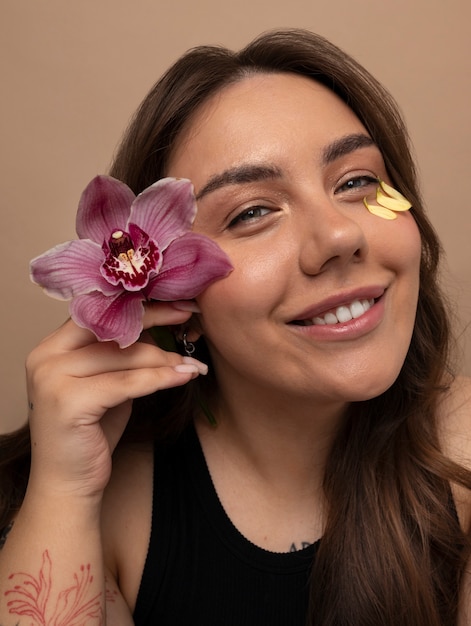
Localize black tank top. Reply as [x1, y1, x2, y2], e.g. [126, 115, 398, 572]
[133, 424, 318, 625]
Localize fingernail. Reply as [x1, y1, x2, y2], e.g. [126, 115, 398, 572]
[183, 356, 208, 375]
[174, 363, 200, 374]
[171, 300, 201, 313]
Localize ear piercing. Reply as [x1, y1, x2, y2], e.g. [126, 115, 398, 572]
[182, 331, 196, 357]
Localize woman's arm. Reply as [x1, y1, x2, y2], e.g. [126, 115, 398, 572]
[0, 304, 205, 625]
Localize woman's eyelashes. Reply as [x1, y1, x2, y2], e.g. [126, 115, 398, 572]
[335, 174, 379, 195]
[227, 205, 275, 228]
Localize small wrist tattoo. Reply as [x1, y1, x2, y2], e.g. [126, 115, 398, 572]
[28, 401, 34, 411]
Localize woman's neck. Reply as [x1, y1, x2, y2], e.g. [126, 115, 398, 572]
[194, 384, 347, 551]
[196, 379, 348, 499]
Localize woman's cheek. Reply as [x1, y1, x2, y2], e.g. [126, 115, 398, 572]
[365, 211, 421, 275]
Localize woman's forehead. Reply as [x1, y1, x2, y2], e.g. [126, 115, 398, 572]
[167, 72, 368, 179]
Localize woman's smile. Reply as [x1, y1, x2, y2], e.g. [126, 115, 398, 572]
[285, 286, 385, 339]
[287, 284, 385, 326]
[290, 298, 376, 327]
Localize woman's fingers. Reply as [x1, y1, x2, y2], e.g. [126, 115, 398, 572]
[142, 300, 198, 329]
[50, 340, 185, 377]
[28, 347, 206, 418]
[26, 300, 205, 435]
[80, 363, 202, 411]
[57, 363, 201, 423]
[30, 300, 206, 379]
[32, 301, 195, 356]
[27, 333, 207, 427]
[30, 329, 207, 381]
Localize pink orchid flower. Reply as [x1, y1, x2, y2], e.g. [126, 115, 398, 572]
[30, 175, 233, 348]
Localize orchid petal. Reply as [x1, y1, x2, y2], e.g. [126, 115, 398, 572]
[146, 233, 233, 300]
[376, 187, 412, 211]
[76, 175, 136, 242]
[130, 178, 196, 251]
[363, 197, 397, 220]
[30, 240, 117, 299]
[70, 291, 144, 348]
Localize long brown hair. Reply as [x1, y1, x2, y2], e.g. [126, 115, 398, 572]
[1, 29, 470, 625]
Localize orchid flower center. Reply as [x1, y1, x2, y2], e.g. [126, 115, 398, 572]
[109, 230, 135, 262]
[101, 225, 162, 291]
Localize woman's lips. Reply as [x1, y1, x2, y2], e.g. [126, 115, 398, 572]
[288, 287, 386, 340]
[289, 286, 386, 324]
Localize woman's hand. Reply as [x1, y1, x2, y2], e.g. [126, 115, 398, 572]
[24, 302, 206, 501]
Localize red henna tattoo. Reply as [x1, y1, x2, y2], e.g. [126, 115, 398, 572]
[104, 577, 118, 604]
[4, 550, 103, 625]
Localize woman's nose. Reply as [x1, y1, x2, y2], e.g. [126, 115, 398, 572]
[298, 199, 369, 276]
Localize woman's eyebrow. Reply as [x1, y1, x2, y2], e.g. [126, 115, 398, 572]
[322, 133, 376, 164]
[196, 164, 283, 200]
[195, 134, 376, 200]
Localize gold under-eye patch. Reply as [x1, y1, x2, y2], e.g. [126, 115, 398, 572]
[363, 179, 412, 220]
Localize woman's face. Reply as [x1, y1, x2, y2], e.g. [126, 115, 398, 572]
[167, 73, 421, 407]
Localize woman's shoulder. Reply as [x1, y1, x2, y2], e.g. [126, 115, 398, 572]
[101, 439, 154, 613]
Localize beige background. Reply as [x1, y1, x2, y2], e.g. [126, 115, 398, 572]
[1, 0, 470, 433]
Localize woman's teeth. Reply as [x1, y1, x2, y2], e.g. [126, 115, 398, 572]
[296, 299, 375, 326]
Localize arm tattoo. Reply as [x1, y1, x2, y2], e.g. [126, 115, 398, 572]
[0, 521, 14, 550]
[4, 550, 104, 625]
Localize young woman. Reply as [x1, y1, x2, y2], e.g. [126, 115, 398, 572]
[1, 29, 471, 626]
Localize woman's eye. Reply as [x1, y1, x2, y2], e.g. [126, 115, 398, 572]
[228, 206, 272, 227]
[336, 175, 378, 194]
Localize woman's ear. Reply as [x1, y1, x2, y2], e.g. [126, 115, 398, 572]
[173, 322, 203, 344]
[184, 308, 205, 343]
[181, 326, 202, 343]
